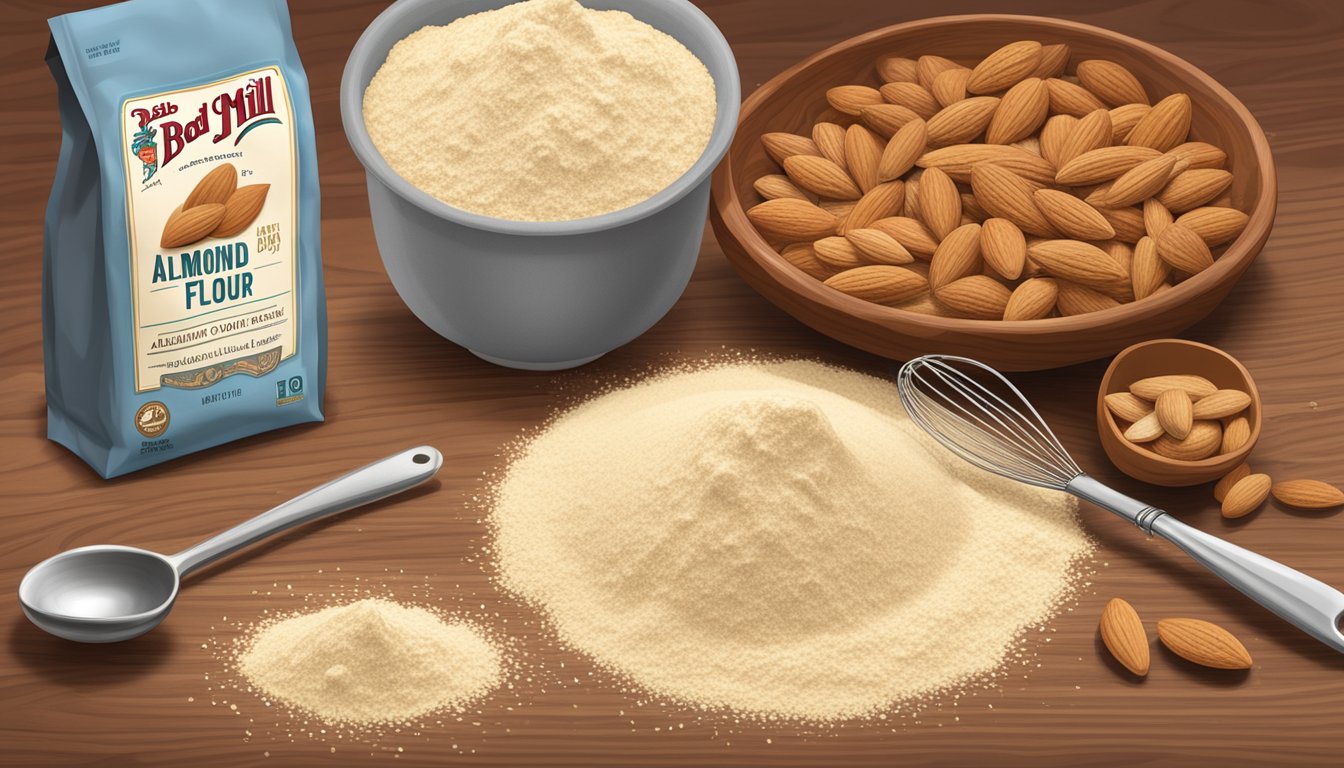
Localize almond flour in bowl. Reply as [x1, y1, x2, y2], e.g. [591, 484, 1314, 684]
[361, 0, 717, 223]
[489, 359, 1094, 721]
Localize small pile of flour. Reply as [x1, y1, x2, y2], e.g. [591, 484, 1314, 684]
[490, 359, 1093, 721]
[363, 0, 717, 222]
[237, 598, 502, 725]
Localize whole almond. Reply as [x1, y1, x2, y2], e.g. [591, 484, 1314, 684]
[778, 243, 832, 280]
[878, 118, 928, 182]
[1130, 236, 1170, 300]
[986, 78, 1049, 144]
[1191, 389, 1252, 420]
[1099, 598, 1150, 676]
[1129, 374, 1217, 401]
[980, 218, 1027, 280]
[1214, 463, 1253, 503]
[783, 155, 863, 200]
[1271, 479, 1344, 509]
[925, 97, 1001, 147]
[161, 203, 227, 249]
[1109, 103, 1151, 142]
[1168, 141, 1227, 170]
[1156, 223, 1215, 274]
[844, 124, 885, 193]
[1222, 473, 1271, 519]
[823, 265, 928, 304]
[928, 222, 983, 289]
[812, 122, 848, 167]
[1056, 280, 1121, 316]
[1055, 146, 1163, 185]
[1156, 169, 1234, 213]
[746, 198, 837, 242]
[1003, 277, 1058, 321]
[860, 104, 923, 138]
[880, 81, 940, 119]
[1045, 77, 1107, 117]
[971, 164, 1057, 237]
[1143, 198, 1174, 239]
[211, 184, 269, 238]
[872, 216, 940, 259]
[930, 67, 972, 107]
[1027, 240, 1129, 294]
[1033, 189, 1115, 241]
[761, 132, 820, 164]
[184, 163, 237, 209]
[1097, 206, 1146, 244]
[1038, 114, 1079, 167]
[845, 227, 914, 265]
[916, 55, 966, 91]
[917, 166, 962, 239]
[1124, 411, 1165, 443]
[754, 174, 813, 202]
[968, 40, 1043, 94]
[878, 55, 919, 84]
[1155, 388, 1194, 440]
[813, 236, 866, 269]
[1127, 93, 1192, 152]
[1076, 60, 1149, 107]
[1030, 43, 1071, 79]
[918, 144, 1057, 185]
[826, 84, 884, 116]
[935, 275, 1012, 319]
[1176, 206, 1249, 246]
[1105, 391, 1153, 423]
[1157, 618, 1253, 670]
[1152, 420, 1222, 460]
[841, 181, 906, 234]
[1221, 415, 1251, 454]
[1055, 108, 1113, 168]
[1102, 154, 1180, 207]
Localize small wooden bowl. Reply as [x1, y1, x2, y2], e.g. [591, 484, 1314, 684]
[709, 14, 1277, 371]
[1097, 339, 1261, 486]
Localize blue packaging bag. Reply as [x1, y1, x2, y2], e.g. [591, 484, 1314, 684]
[45, 0, 325, 478]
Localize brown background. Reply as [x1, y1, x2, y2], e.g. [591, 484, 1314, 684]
[1, 0, 1342, 765]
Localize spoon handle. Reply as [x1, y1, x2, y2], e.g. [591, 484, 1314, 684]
[168, 446, 443, 577]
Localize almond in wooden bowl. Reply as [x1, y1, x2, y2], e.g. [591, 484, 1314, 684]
[708, 14, 1275, 371]
[1097, 339, 1261, 486]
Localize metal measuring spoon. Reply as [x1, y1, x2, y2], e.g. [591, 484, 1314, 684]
[18, 446, 443, 643]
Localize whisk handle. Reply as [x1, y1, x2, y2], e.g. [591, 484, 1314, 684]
[1066, 475, 1344, 655]
[1066, 475, 1168, 532]
[1149, 515, 1344, 654]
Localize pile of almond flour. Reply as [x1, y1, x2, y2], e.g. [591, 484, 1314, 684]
[362, 0, 716, 222]
[236, 598, 503, 725]
[490, 359, 1093, 721]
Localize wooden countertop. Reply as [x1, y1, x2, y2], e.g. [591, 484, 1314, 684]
[1, 1, 1341, 765]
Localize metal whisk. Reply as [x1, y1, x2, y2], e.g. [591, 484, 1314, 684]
[898, 354, 1344, 654]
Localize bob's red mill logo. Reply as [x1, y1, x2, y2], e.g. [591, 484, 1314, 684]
[131, 75, 282, 169]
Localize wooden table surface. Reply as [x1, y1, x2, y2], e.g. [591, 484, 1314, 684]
[2, 0, 1341, 765]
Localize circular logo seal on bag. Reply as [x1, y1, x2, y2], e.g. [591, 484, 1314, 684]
[135, 401, 170, 438]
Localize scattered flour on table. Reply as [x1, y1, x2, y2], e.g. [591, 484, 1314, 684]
[490, 359, 1093, 721]
[362, 0, 717, 222]
[236, 598, 502, 725]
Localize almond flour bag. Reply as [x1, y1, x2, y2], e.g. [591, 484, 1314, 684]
[45, 0, 325, 478]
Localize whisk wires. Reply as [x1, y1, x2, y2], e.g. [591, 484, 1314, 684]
[897, 355, 1083, 490]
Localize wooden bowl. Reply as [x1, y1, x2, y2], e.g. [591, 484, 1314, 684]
[708, 14, 1276, 371]
[1097, 339, 1260, 486]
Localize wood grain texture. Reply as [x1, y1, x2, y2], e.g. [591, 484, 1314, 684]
[1, 1, 1342, 766]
